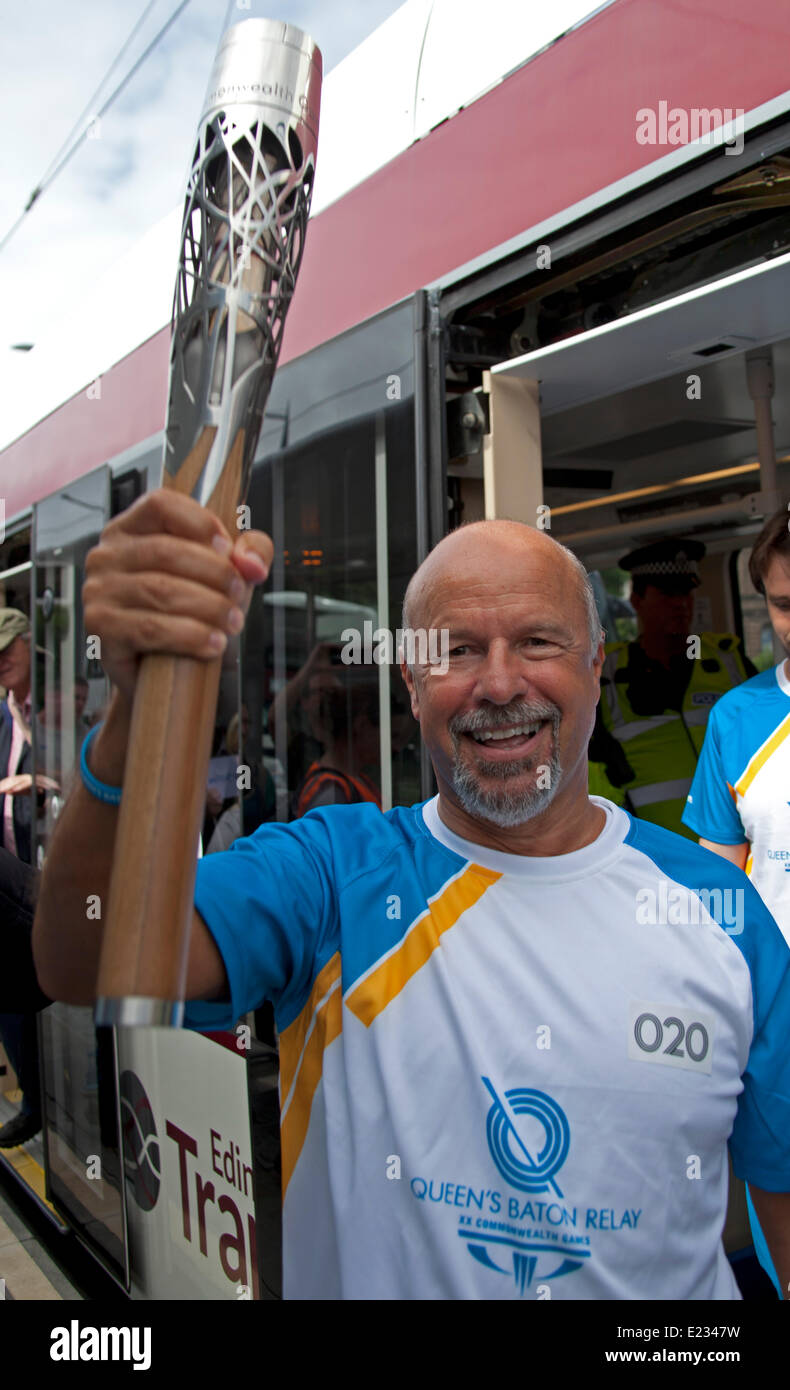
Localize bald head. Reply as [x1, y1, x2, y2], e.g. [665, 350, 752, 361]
[402, 521, 602, 660]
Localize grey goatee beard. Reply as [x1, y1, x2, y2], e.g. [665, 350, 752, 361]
[448, 699, 562, 828]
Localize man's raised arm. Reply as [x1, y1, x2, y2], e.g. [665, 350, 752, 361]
[32, 489, 272, 1006]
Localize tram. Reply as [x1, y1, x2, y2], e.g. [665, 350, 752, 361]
[1, 0, 789, 1297]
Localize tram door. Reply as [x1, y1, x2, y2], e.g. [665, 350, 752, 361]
[32, 466, 129, 1287]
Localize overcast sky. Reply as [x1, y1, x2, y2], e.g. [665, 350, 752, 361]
[0, 0, 403, 354]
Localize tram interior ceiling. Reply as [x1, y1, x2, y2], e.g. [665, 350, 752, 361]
[445, 152, 790, 371]
[442, 138, 790, 579]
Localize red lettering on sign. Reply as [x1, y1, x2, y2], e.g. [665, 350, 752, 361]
[210, 1128, 222, 1179]
[166, 1120, 198, 1241]
[218, 1193, 246, 1284]
[196, 1173, 216, 1257]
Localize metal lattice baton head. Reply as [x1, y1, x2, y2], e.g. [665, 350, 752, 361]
[165, 18, 321, 507]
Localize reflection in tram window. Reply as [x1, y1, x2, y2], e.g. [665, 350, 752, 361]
[0, 531, 31, 624]
[292, 658, 381, 815]
[588, 567, 636, 644]
[241, 299, 421, 826]
[287, 659, 415, 818]
[36, 674, 89, 779]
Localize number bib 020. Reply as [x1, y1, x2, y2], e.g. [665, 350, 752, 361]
[627, 1000, 715, 1075]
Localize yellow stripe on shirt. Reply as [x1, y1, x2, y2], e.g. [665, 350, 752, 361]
[280, 981, 342, 1198]
[345, 864, 501, 1029]
[278, 866, 500, 1195]
[735, 711, 790, 799]
[279, 951, 341, 1106]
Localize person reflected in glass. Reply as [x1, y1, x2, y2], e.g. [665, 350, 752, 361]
[292, 654, 416, 818]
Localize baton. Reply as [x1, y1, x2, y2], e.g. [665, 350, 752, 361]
[95, 18, 321, 1026]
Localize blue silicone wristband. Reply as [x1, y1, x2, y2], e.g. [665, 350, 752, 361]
[80, 723, 123, 806]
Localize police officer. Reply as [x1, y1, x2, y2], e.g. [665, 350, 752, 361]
[588, 538, 754, 838]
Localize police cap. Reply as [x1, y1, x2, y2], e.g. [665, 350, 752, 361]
[618, 538, 705, 592]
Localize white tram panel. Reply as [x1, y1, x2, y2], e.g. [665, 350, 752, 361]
[117, 1028, 256, 1301]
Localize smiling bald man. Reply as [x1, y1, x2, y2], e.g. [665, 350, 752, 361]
[400, 521, 604, 855]
[34, 493, 790, 1301]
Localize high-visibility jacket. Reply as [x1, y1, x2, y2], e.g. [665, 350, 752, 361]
[594, 634, 749, 838]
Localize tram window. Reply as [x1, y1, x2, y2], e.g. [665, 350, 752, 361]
[235, 299, 421, 827]
[35, 497, 110, 859]
[0, 525, 31, 570]
[735, 547, 775, 671]
[0, 524, 31, 619]
[385, 396, 422, 809]
[587, 565, 637, 645]
[243, 407, 419, 823]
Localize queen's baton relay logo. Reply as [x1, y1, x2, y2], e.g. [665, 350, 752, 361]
[483, 1077, 569, 1194]
[119, 1070, 161, 1212]
[409, 1078, 643, 1296]
[462, 1077, 587, 1293]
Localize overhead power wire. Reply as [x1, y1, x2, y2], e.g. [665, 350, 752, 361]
[0, 0, 192, 257]
[39, 0, 159, 192]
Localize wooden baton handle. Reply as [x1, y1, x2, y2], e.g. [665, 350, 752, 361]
[95, 427, 245, 1025]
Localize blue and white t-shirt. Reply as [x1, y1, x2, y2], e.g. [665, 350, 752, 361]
[682, 660, 790, 946]
[187, 795, 790, 1300]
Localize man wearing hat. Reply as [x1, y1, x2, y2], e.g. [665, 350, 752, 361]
[0, 608, 43, 1147]
[588, 538, 753, 839]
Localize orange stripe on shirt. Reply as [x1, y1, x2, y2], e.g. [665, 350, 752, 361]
[280, 982, 342, 1198]
[279, 950, 341, 1105]
[345, 864, 501, 1029]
